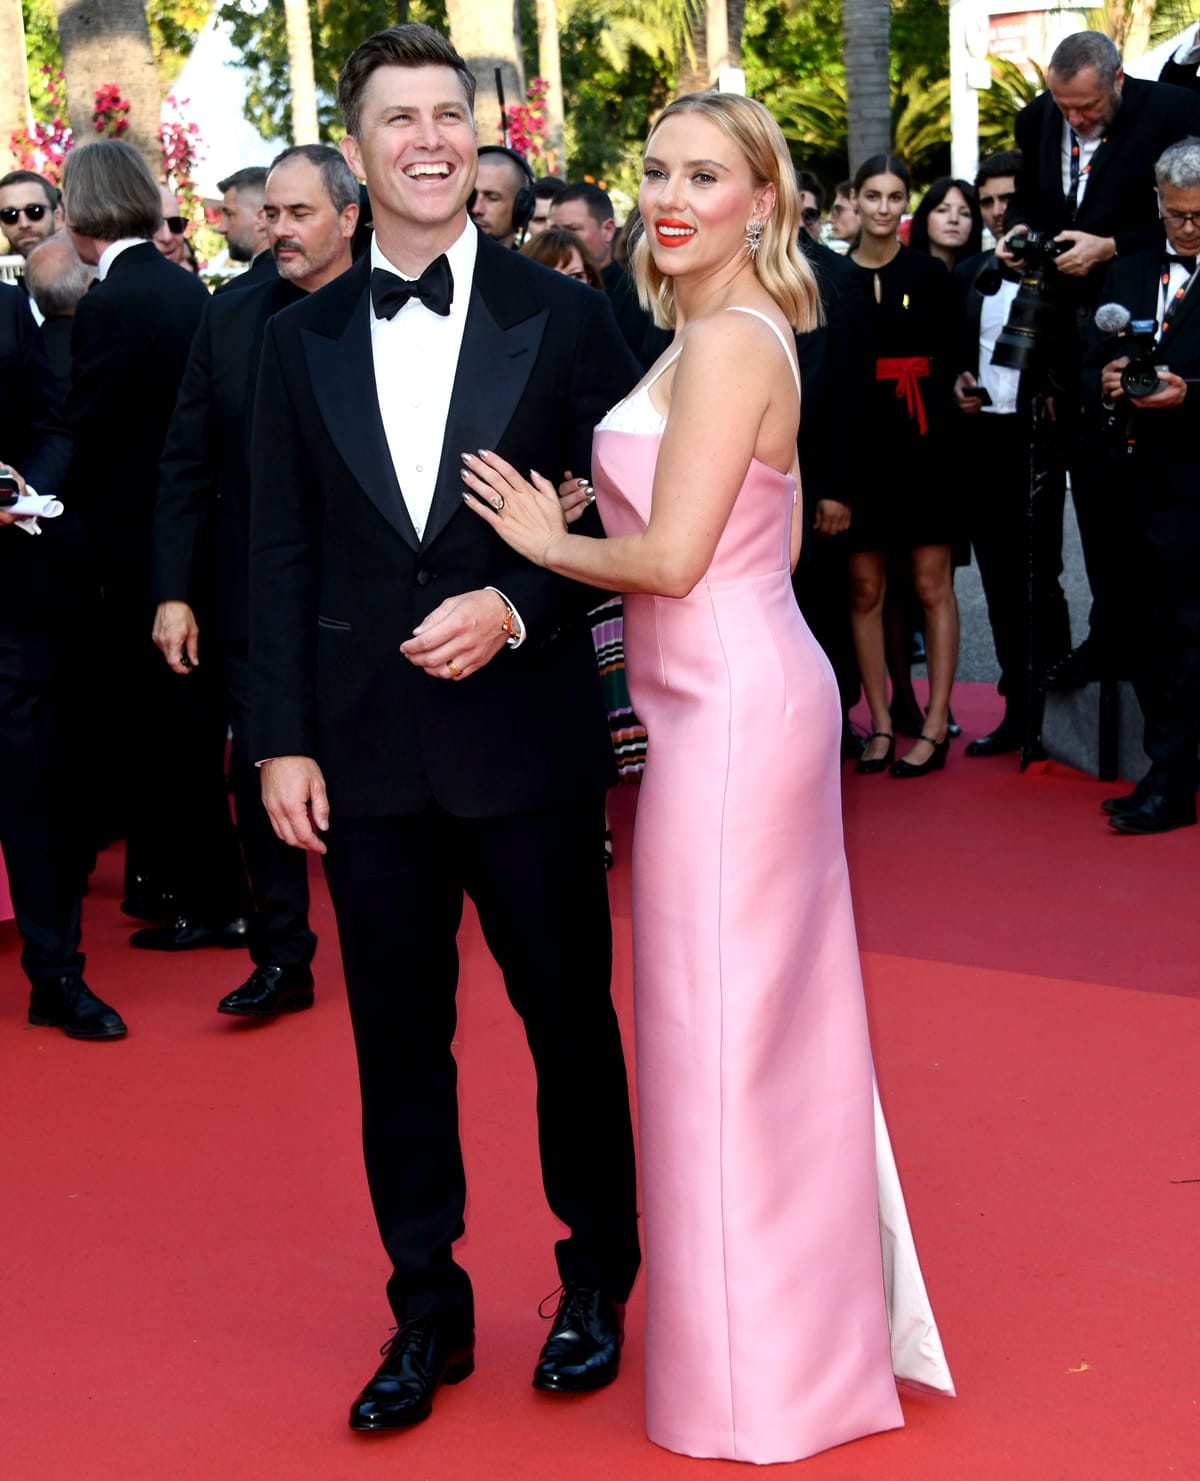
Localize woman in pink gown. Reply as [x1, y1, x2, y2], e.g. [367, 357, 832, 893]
[463, 92, 953, 1464]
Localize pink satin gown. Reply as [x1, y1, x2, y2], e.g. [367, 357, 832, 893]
[592, 310, 953, 1464]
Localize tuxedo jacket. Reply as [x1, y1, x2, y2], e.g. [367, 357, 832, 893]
[154, 272, 303, 647]
[0, 283, 72, 635]
[1088, 246, 1200, 487]
[1158, 57, 1200, 95]
[65, 242, 209, 588]
[1008, 79, 1200, 277]
[213, 249, 278, 298]
[248, 230, 640, 819]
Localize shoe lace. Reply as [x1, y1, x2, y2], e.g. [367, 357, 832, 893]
[379, 1317, 431, 1359]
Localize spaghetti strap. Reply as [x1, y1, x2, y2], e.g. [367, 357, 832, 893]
[643, 347, 684, 392]
[725, 305, 802, 400]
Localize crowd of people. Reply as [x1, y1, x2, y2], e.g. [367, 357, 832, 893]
[1, 16, 1198, 1468]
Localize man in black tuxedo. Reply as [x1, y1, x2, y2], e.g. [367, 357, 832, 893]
[62, 139, 250, 945]
[0, 283, 125, 1038]
[1091, 137, 1200, 834]
[551, 182, 657, 366]
[24, 232, 94, 401]
[152, 145, 359, 1016]
[213, 165, 270, 281]
[248, 25, 640, 1429]
[1000, 31, 1200, 689]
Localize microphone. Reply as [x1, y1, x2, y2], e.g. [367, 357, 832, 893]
[1094, 302, 1132, 334]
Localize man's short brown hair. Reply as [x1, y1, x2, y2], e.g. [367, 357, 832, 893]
[337, 24, 476, 139]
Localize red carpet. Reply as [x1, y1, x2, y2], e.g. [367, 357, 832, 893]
[3, 681, 1198, 1480]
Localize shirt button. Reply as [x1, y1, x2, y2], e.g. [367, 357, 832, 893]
[416, 464, 423, 472]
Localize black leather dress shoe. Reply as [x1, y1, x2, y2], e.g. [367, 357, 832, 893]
[348, 1319, 475, 1431]
[28, 978, 127, 1040]
[965, 723, 1024, 757]
[120, 890, 177, 923]
[1040, 643, 1098, 692]
[218, 964, 314, 1017]
[1108, 793, 1197, 835]
[1101, 787, 1147, 816]
[129, 915, 250, 951]
[532, 1285, 623, 1393]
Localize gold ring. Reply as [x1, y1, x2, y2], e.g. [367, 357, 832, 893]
[447, 659, 461, 678]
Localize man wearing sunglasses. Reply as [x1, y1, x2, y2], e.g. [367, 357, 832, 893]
[0, 171, 63, 261]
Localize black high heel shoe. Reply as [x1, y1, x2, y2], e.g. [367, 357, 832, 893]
[890, 733, 949, 778]
[855, 732, 895, 775]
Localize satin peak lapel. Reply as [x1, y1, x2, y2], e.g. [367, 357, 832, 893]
[421, 284, 548, 551]
[302, 286, 420, 550]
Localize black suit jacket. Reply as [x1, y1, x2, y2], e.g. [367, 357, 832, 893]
[1158, 56, 1200, 94]
[795, 238, 872, 515]
[1088, 246, 1200, 486]
[1008, 79, 1200, 277]
[213, 249, 278, 298]
[0, 283, 72, 633]
[65, 242, 209, 592]
[248, 231, 639, 819]
[154, 272, 303, 646]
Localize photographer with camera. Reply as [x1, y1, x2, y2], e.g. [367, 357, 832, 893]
[1088, 138, 1200, 834]
[997, 31, 1200, 692]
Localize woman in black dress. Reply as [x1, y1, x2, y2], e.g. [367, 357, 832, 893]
[908, 176, 983, 272]
[846, 154, 959, 778]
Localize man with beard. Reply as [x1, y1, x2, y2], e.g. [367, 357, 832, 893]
[214, 166, 273, 288]
[152, 145, 359, 1014]
[999, 32, 1200, 691]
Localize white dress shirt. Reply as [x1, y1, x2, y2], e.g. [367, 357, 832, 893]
[1059, 129, 1103, 210]
[369, 223, 476, 541]
[97, 237, 148, 281]
[978, 278, 1021, 415]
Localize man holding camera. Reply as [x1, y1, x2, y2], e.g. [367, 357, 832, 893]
[999, 31, 1200, 690]
[1091, 138, 1200, 834]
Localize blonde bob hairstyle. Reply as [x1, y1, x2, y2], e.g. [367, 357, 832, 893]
[629, 91, 822, 334]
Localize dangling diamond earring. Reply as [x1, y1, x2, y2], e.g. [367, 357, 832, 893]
[744, 216, 764, 257]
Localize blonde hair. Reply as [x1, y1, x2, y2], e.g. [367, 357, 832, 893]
[630, 91, 821, 333]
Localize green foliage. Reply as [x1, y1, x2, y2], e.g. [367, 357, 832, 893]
[217, 0, 448, 141]
[978, 56, 1043, 155]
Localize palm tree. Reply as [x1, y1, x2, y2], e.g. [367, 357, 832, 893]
[537, 0, 565, 171]
[284, 0, 319, 144]
[52, 0, 161, 173]
[842, 0, 891, 173]
[446, 0, 525, 147]
[0, 0, 32, 166]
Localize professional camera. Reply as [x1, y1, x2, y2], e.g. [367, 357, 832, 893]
[1005, 229, 1071, 268]
[974, 230, 1070, 373]
[1093, 303, 1165, 397]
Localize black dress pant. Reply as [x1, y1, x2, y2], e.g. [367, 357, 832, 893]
[322, 793, 640, 1327]
[0, 627, 85, 988]
[224, 646, 315, 968]
[103, 575, 249, 923]
[1131, 499, 1200, 798]
[792, 530, 859, 716]
[968, 411, 1071, 712]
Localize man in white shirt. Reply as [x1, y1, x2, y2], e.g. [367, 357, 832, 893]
[247, 23, 641, 1433]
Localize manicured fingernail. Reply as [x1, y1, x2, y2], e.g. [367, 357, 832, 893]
[477, 448, 492, 458]
[461, 452, 475, 463]
[530, 468, 543, 481]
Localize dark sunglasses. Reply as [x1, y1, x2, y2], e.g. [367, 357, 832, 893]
[165, 215, 187, 234]
[1, 203, 49, 225]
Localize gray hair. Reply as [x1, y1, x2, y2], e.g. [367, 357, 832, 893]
[24, 232, 96, 316]
[1155, 136, 1200, 190]
[1048, 32, 1122, 90]
[268, 144, 359, 214]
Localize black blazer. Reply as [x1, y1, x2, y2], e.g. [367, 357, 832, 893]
[213, 249, 278, 298]
[795, 237, 872, 515]
[248, 231, 640, 819]
[65, 242, 209, 588]
[0, 283, 72, 632]
[154, 272, 303, 646]
[1087, 246, 1200, 485]
[1158, 56, 1200, 94]
[1008, 79, 1200, 272]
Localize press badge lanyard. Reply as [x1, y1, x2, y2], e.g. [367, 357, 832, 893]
[1066, 130, 1105, 221]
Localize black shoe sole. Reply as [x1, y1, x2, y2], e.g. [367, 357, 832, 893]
[348, 1355, 475, 1431]
[28, 1013, 127, 1039]
[218, 993, 315, 1017]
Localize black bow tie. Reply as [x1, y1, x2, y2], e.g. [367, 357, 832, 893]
[371, 255, 453, 319]
[1165, 251, 1197, 274]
